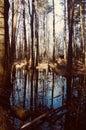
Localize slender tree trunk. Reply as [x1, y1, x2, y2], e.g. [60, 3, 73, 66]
[4, 0, 10, 60]
[80, 0, 85, 65]
[52, 0, 55, 61]
[80, 0, 84, 52]
[67, 0, 74, 101]
[35, 13, 39, 66]
[28, 0, 31, 60]
[64, 0, 67, 61]
[11, 0, 19, 61]
[67, 0, 74, 74]
[30, 0, 35, 110]
[43, 14, 46, 60]
[73, 24, 78, 59]
[31, 0, 35, 68]
[23, 0, 27, 59]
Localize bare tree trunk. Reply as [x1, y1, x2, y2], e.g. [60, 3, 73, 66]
[29, 0, 36, 110]
[11, 0, 19, 61]
[80, 0, 85, 65]
[28, 0, 31, 60]
[67, 0, 74, 73]
[52, 0, 55, 61]
[73, 24, 78, 59]
[64, 0, 67, 61]
[35, 13, 39, 66]
[0, 0, 11, 90]
[0, 0, 5, 86]
[43, 14, 46, 60]
[23, 0, 27, 59]
[31, 0, 35, 68]
[4, 0, 10, 60]
[67, 0, 74, 101]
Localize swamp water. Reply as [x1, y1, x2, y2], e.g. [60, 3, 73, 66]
[0, 68, 86, 130]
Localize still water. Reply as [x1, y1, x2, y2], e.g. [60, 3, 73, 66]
[1, 68, 86, 130]
[10, 69, 66, 109]
[10, 69, 67, 129]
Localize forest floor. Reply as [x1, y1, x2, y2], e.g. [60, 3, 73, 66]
[36, 58, 86, 76]
[12, 58, 86, 77]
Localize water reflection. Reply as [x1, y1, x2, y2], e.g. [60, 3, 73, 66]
[64, 76, 86, 130]
[9, 68, 86, 130]
[11, 70, 66, 108]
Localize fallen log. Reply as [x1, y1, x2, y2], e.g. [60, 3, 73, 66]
[20, 105, 67, 129]
[49, 105, 67, 116]
[20, 113, 47, 129]
[49, 94, 62, 100]
[47, 111, 67, 123]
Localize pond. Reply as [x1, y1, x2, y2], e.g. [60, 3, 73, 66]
[0, 68, 86, 130]
[10, 69, 67, 129]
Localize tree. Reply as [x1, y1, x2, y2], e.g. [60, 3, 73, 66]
[22, 0, 27, 59]
[0, 0, 5, 86]
[35, 10, 39, 66]
[67, 0, 74, 73]
[11, 0, 19, 61]
[67, 0, 74, 101]
[31, 0, 35, 68]
[80, 0, 86, 66]
[4, 0, 10, 59]
[0, 0, 10, 87]
[52, 0, 55, 61]
[64, 0, 67, 60]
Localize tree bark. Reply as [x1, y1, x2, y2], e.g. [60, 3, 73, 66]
[31, 0, 35, 68]
[4, 0, 10, 59]
[52, 0, 55, 61]
[67, 0, 74, 101]
[11, 0, 19, 61]
[67, 0, 74, 74]
[35, 12, 39, 66]
[23, 0, 27, 59]
[64, 0, 67, 61]
[80, 0, 85, 65]
[0, 0, 5, 86]
[0, 0, 10, 86]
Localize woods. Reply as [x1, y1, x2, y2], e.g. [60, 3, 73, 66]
[0, 0, 86, 71]
[0, 0, 86, 68]
[0, 0, 86, 130]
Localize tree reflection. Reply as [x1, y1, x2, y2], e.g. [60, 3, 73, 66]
[30, 69, 34, 111]
[9, 68, 86, 130]
[34, 69, 38, 109]
[51, 73, 55, 108]
[23, 71, 27, 108]
[64, 76, 86, 130]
